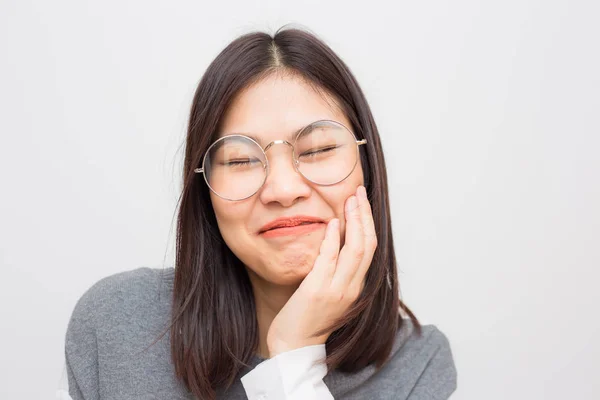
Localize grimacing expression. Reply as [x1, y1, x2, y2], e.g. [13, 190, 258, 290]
[209, 74, 364, 286]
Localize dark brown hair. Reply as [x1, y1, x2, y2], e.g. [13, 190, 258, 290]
[171, 26, 421, 399]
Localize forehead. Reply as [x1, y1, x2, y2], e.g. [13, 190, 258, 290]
[218, 74, 352, 145]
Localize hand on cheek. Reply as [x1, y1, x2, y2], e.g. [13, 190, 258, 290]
[266, 185, 378, 357]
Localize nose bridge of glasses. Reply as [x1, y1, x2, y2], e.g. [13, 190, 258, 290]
[263, 139, 293, 153]
[263, 139, 298, 164]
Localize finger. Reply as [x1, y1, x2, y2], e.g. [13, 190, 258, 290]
[357, 186, 376, 240]
[349, 185, 378, 292]
[305, 218, 340, 284]
[330, 194, 364, 291]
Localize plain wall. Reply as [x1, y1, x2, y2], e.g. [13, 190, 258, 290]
[0, 0, 598, 398]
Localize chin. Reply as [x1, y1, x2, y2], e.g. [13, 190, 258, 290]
[264, 253, 316, 285]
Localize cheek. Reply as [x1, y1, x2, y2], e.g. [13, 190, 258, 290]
[210, 195, 253, 247]
[315, 184, 363, 246]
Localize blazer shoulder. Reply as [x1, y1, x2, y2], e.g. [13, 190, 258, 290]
[394, 319, 456, 371]
[67, 267, 174, 327]
[397, 318, 452, 349]
[390, 320, 457, 397]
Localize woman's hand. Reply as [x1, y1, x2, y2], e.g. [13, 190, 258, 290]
[266, 185, 378, 357]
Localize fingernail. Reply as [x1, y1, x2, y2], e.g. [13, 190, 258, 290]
[346, 196, 357, 213]
[357, 185, 367, 199]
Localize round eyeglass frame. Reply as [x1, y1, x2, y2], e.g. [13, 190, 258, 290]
[194, 119, 367, 201]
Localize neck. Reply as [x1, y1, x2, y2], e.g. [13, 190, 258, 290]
[247, 269, 299, 359]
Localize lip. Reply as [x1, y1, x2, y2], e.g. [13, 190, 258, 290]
[260, 222, 325, 238]
[258, 215, 326, 234]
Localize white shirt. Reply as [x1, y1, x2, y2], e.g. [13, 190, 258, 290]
[56, 344, 333, 400]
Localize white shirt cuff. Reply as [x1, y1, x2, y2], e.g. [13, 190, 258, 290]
[240, 344, 333, 400]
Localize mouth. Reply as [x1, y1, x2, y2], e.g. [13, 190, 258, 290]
[259, 222, 326, 238]
[258, 216, 326, 237]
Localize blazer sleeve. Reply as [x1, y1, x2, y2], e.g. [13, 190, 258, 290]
[63, 287, 101, 400]
[240, 344, 334, 400]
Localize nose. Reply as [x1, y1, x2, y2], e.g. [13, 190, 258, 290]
[258, 140, 311, 207]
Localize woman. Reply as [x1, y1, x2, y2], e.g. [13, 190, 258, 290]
[60, 27, 457, 399]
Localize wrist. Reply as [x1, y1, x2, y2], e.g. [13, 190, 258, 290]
[267, 337, 325, 358]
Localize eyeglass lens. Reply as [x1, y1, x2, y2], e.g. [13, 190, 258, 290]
[203, 121, 359, 200]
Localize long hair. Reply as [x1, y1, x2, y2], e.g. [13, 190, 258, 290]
[171, 26, 421, 399]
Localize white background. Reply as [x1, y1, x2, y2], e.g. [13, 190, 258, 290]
[1, 0, 598, 399]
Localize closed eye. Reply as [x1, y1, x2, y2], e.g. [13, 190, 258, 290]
[300, 146, 338, 157]
[220, 158, 262, 167]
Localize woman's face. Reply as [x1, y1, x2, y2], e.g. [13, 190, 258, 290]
[210, 73, 364, 286]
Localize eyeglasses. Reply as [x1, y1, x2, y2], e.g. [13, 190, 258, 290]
[194, 119, 367, 201]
